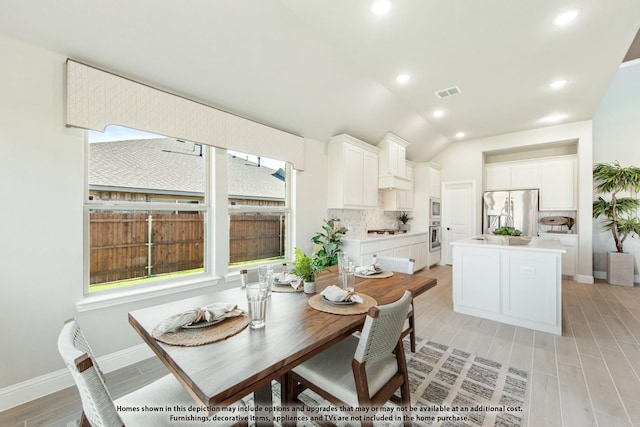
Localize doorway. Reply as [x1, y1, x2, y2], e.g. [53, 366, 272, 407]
[442, 181, 477, 264]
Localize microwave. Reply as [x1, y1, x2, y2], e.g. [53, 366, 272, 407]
[430, 198, 441, 220]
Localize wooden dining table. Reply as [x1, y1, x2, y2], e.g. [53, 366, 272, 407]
[128, 267, 436, 420]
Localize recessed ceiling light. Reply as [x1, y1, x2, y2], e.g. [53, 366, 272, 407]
[550, 79, 567, 89]
[396, 74, 410, 84]
[553, 9, 580, 26]
[456, 132, 465, 139]
[370, 0, 392, 16]
[541, 113, 567, 123]
[433, 109, 444, 118]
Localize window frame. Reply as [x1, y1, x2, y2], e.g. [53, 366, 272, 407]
[226, 158, 293, 270]
[82, 135, 214, 296]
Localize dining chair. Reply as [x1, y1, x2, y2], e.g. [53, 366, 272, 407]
[58, 318, 248, 427]
[374, 255, 417, 352]
[283, 290, 413, 427]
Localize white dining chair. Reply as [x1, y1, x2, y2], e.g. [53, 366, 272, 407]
[374, 255, 417, 352]
[58, 318, 248, 427]
[284, 290, 413, 427]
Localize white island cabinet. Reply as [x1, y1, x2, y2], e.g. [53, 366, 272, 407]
[451, 237, 565, 335]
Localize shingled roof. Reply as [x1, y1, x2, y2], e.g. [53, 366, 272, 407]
[89, 138, 285, 200]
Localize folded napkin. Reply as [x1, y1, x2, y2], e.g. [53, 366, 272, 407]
[273, 274, 294, 284]
[154, 303, 244, 336]
[290, 277, 303, 291]
[321, 285, 363, 303]
[355, 264, 382, 276]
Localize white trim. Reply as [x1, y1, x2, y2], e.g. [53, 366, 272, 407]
[593, 270, 639, 284]
[0, 344, 154, 412]
[76, 276, 220, 312]
[576, 274, 595, 284]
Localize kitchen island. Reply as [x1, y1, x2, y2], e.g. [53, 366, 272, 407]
[451, 237, 565, 335]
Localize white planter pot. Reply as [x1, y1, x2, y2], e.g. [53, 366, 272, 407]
[607, 251, 634, 287]
[303, 280, 316, 294]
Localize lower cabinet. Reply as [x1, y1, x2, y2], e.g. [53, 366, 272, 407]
[538, 233, 578, 278]
[452, 240, 563, 335]
[342, 233, 428, 272]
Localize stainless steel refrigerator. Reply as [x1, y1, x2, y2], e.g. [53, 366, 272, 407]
[483, 189, 539, 236]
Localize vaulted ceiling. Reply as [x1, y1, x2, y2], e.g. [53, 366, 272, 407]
[0, 0, 638, 161]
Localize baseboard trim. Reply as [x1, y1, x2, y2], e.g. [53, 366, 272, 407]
[576, 274, 595, 284]
[593, 270, 640, 284]
[0, 343, 154, 412]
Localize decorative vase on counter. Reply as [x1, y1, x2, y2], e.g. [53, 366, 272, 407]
[399, 223, 410, 232]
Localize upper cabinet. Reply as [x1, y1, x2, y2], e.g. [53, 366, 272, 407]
[377, 132, 411, 190]
[539, 157, 577, 211]
[383, 161, 415, 211]
[327, 134, 380, 209]
[428, 166, 441, 198]
[484, 155, 577, 211]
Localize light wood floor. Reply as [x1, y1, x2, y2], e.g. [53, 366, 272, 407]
[2, 265, 640, 426]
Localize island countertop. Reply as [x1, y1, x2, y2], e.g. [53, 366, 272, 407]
[451, 236, 566, 253]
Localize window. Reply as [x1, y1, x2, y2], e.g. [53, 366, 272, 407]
[227, 151, 290, 268]
[86, 126, 209, 293]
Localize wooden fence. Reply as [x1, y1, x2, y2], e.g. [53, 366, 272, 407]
[89, 212, 284, 285]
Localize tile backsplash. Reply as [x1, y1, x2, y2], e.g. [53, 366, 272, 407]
[327, 193, 403, 236]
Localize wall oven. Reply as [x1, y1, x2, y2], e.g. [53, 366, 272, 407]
[429, 221, 441, 252]
[430, 197, 441, 220]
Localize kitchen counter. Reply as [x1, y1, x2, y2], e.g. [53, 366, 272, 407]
[341, 231, 429, 271]
[451, 236, 564, 335]
[452, 236, 565, 253]
[342, 230, 429, 242]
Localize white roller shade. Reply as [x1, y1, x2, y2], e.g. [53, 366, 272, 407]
[66, 59, 305, 170]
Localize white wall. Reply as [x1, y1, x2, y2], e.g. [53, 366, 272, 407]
[0, 34, 329, 403]
[592, 60, 640, 278]
[431, 121, 594, 283]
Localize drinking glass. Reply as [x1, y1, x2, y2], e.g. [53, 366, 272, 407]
[258, 265, 273, 296]
[341, 262, 356, 292]
[246, 282, 268, 329]
[337, 252, 349, 274]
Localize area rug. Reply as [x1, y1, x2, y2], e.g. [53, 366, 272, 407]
[262, 337, 529, 427]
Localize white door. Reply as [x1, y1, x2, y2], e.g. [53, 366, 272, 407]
[442, 181, 477, 265]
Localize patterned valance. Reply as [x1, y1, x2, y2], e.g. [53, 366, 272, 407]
[66, 59, 305, 170]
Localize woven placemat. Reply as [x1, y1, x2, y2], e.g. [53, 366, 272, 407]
[153, 314, 250, 346]
[308, 293, 377, 315]
[355, 270, 394, 279]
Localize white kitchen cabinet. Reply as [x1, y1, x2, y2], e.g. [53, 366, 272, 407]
[539, 158, 577, 210]
[451, 238, 564, 335]
[484, 155, 577, 210]
[383, 161, 414, 211]
[377, 132, 411, 190]
[342, 232, 428, 271]
[428, 167, 441, 198]
[538, 233, 578, 278]
[485, 162, 540, 190]
[327, 134, 380, 209]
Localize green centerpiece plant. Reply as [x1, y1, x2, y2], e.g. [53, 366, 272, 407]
[290, 247, 326, 284]
[592, 161, 640, 286]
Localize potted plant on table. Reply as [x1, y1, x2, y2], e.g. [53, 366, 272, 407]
[593, 161, 640, 286]
[398, 211, 412, 232]
[290, 247, 327, 293]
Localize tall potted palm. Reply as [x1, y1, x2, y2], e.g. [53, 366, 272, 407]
[593, 161, 640, 286]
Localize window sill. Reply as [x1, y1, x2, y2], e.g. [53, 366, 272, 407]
[76, 275, 221, 312]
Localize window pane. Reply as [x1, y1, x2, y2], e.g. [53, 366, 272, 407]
[89, 210, 205, 291]
[227, 150, 288, 267]
[228, 151, 285, 207]
[229, 212, 285, 267]
[87, 126, 208, 292]
[89, 132, 205, 204]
